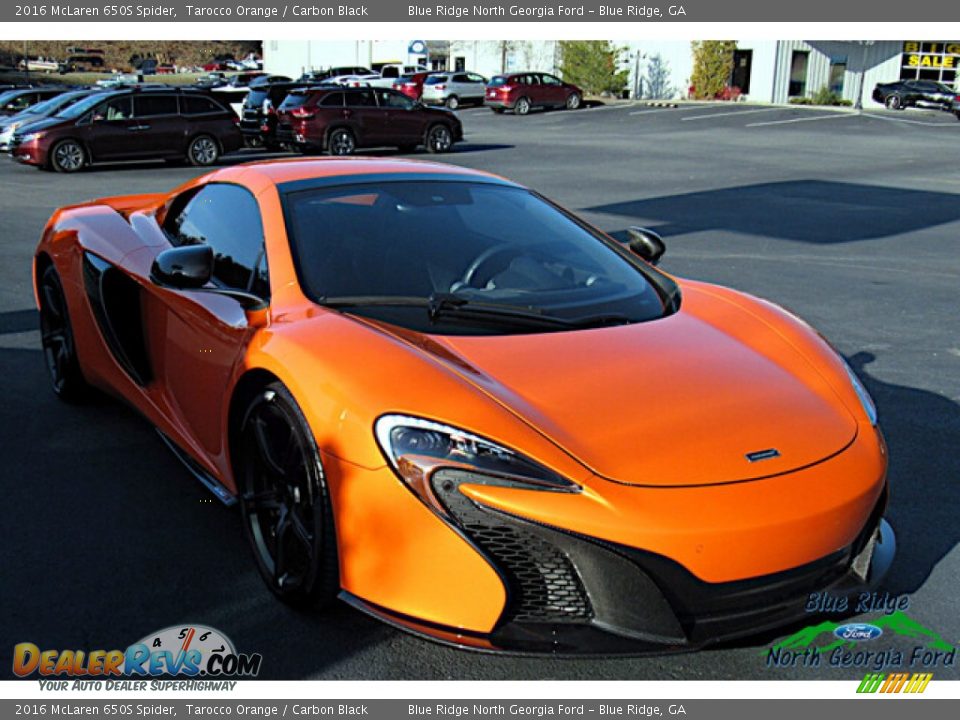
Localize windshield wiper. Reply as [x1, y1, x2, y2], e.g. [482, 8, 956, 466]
[318, 293, 634, 330]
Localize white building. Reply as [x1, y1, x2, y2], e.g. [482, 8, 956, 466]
[264, 40, 944, 107]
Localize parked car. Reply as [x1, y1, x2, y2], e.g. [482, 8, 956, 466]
[33, 157, 893, 654]
[299, 66, 374, 83]
[871, 79, 958, 111]
[367, 64, 430, 88]
[327, 74, 382, 88]
[276, 86, 461, 155]
[0, 87, 67, 117]
[0, 89, 100, 151]
[421, 72, 488, 109]
[485, 72, 583, 115]
[227, 72, 266, 88]
[392, 72, 431, 101]
[249, 75, 292, 88]
[240, 81, 314, 148]
[9, 87, 242, 172]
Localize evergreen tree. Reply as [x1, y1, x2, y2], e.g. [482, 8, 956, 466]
[559, 41, 630, 95]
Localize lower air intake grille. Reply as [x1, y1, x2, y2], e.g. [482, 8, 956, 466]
[432, 470, 592, 623]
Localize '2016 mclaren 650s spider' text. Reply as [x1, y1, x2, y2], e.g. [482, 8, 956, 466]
[35, 158, 894, 654]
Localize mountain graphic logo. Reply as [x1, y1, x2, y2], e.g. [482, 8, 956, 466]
[764, 611, 955, 654]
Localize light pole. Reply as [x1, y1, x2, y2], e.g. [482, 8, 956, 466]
[854, 40, 875, 111]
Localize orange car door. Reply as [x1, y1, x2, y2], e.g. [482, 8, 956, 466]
[146, 183, 270, 470]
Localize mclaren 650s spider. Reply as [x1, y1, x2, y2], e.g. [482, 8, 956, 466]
[34, 157, 894, 654]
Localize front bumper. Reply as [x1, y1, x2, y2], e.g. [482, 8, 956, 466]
[344, 499, 894, 655]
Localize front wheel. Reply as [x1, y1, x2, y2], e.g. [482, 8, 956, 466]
[187, 135, 221, 166]
[38, 265, 90, 402]
[50, 139, 86, 173]
[565, 92, 582, 110]
[327, 128, 356, 156]
[425, 124, 454, 153]
[885, 94, 902, 110]
[238, 382, 339, 608]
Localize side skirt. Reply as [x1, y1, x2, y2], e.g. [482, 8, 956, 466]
[155, 429, 237, 506]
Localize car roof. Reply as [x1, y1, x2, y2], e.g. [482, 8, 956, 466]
[204, 157, 514, 189]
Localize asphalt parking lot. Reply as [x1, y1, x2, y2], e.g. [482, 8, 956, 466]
[1, 101, 959, 680]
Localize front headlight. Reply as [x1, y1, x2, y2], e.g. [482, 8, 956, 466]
[375, 415, 579, 510]
[842, 360, 878, 426]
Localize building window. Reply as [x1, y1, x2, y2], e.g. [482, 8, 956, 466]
[900, 41, 959, 87]
[829, 56, 847, 94]
[731, 49, 752, 94]
[788, 50, 809, 97]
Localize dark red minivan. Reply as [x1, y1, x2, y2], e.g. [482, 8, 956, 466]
[10, 87, 242, 172]
[484, 72, 583, 115]
[276, 86, 463, 155]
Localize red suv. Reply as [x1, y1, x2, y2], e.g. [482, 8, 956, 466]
[485, 72, 583, 115]
[10, 87, 242, 172]
[276, 86, 462, 155]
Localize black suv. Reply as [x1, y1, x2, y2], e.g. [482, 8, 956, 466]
[239, 82, 323, 149]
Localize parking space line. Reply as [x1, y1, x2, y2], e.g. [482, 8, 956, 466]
[628, 105, 706, 115]
[681, 107, 783, 121]
[862, 112, 958, 127]
[746, 113, 856, 127]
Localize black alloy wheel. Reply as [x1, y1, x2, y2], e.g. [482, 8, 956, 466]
[38, 265, 89, 402]
[238, 383, 338, 608]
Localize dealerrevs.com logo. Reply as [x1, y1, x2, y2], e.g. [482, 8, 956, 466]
[13, 625, 262, 680]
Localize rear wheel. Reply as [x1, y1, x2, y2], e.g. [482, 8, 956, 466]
[38, 265, 90, 403]
[514, 96, 531, 115]
[445, 95, 460, 110]
[50, 139, 86, 173]
[238, 382, 339, 608]
[187, 134, 221, 166]
[425, 124, 453, 153]
[327, 128, 356, 156]
[885, 94, 903, 110]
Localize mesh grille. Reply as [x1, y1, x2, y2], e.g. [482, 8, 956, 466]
[433, 470, 591, 623]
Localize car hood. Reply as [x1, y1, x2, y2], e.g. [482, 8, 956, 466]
[12, 116, 66, 134]
[377, 283, 858, 487]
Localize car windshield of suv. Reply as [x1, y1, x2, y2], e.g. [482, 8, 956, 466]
[55, 92, 115, 119]
[33, 92, 89, 115]
[284, 181, 671, 335]
[245, 87, 271, 108]
[488, 76, 508, 87]
[425, 76, 449, 85]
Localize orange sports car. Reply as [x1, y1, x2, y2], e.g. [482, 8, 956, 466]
[34, 158, 894, 654]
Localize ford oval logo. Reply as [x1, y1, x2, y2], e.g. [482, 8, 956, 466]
[834, 623, 883, 641]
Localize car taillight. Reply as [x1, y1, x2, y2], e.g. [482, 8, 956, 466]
[499, 85, 513, 93]
[290, 106, 315, 119]
[433, 84, 446, 90]
[392, 83, 403, 90]
[955, 95, 960, 101]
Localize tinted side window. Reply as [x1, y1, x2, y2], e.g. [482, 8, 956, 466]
[345, 90, 376, 107]
[466, 74, 485, 83]
[452, 74, 469, 83]
[135, 95, 178, 117]
[381, 67, 400, 79]
[98, 97, 133, 121]
[376, 90, 413, 109]
[319, 92, 345, 107]
[542, 74, 562, 86]
[182, 95, 223, 115]
[164, 184, 269, 298]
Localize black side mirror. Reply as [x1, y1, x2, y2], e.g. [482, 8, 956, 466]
[151, 245, 213, 289]
[626, 227, 666, 265]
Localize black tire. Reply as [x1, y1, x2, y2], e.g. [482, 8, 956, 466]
[514, 96, 531, 115]
[445, 95, 460, 110]
[327, 128, 356, 156]
[425, 123, 454, 154]
[187, 134, 221, 166]
[50, 139, 86, 173]
[38, 265, 90, 403]
[565, 92, 582, 110]
[238, 382, 339, 609]
[885, 94, 902, 110]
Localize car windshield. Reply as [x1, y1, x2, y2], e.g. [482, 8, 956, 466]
[283, 181, 671, 335]
[425, 76, 449, 85]
[55, 92, 114, 119]
[245, 88, 270, 108]
[0, 90, 24, 105]
[488, 76, 508, 86]
[33, 92, 89, 115]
